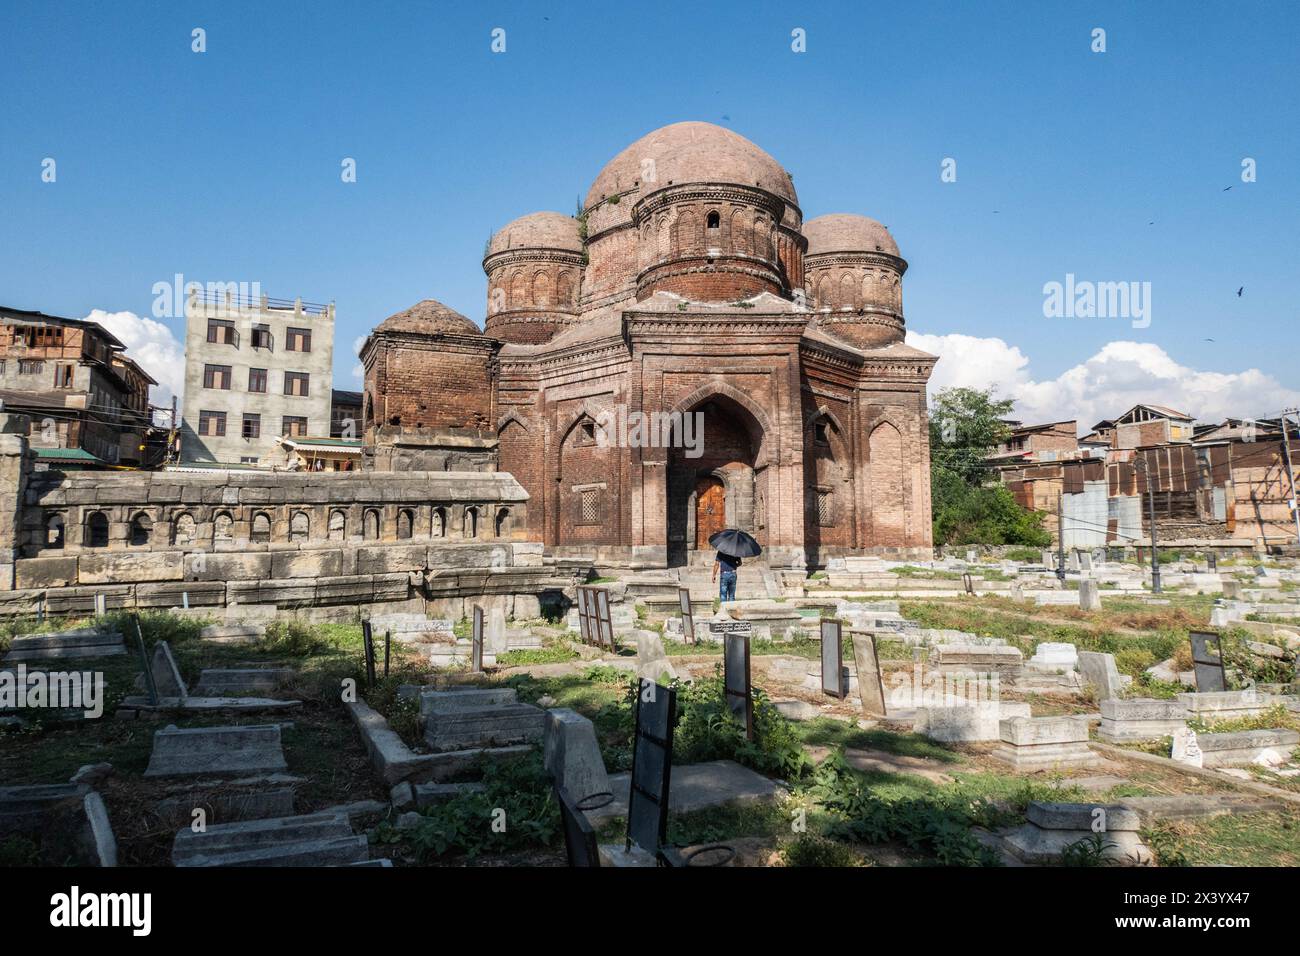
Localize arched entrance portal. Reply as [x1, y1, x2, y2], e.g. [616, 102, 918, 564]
[667, 392, 768, 567]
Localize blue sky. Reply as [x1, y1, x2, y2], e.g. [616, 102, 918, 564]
[2, 1, 1297, 425]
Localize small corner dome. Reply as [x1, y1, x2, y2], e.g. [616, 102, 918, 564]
[376, 299, 481, 336]
[804, 214, 900, 258]
[486, 211, 584, 257]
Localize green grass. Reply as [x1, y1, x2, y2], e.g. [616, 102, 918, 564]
[1145, 811, 1300, 866]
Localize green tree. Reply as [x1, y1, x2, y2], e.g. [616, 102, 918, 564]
[928, 386, 1051, 546]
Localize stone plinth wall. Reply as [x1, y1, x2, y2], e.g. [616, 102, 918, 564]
[0, 436, 581, 618]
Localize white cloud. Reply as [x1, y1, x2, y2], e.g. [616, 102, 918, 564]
[84, 309, 186, 411]
[351, 335, 367, 385]
[907, 332, 1300, 431]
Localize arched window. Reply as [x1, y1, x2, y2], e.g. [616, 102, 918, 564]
[173, 513, 196, 547]
[129, 512, 152, 546]
[463, 507, 478, 539]
[85, 511, 109, 548]
[364, 508, 380, 540]
[432, 507, 446, 538]
[495, 508, 511, 538]
[251, 512, 271, 544]
[328, 509, 346, 541]
[45, 513, 65, 550]
[289, 511, 309, 542]
[214, 512, 234, 547]
[706, 210, 720, 230]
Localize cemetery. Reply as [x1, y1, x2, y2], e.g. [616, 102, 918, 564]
[1, 547, 1298, 869]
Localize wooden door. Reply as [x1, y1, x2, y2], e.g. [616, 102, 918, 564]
[695, 476, 726, 549]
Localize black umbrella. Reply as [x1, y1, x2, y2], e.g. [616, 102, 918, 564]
[708, 528, 762, 558]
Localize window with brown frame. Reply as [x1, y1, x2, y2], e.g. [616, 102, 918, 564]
[282, 415, 308, 437]
[198, 410, 227, 437]
[248, 367, 267, 393]
[207, 320, 236, 345]
[285, 328, 312, 352]
[242, 413, 261, 439]
[283, 371, 309, 397]
[203, 364, 232, 389]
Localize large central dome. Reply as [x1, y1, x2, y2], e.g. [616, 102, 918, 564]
[584, 122, 798, 210]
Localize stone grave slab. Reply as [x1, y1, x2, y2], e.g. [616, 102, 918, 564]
[172, 811, 368, 867]
[150, 641, 187, 700]
[192, 667, 295, 696]
[543, 708, 611, 803]
[1077, 651, 1123, 700]
[1097, 698, 1187, 743]
[992, 715, 1101, 771]
[1002, 801, 1153, 866]
[2, 627, 125, 663]
[144, 723, 288, 778]
[586, 759, 782, 823]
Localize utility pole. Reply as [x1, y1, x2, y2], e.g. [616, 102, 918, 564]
[1280, 408, 1300, 546]
[1056, 491, 1067, 583]
[1136, 456, 1162, 593]
[167, 396, 178, 466]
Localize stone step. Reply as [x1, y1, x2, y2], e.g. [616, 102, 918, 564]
[144, 723, 288, 778]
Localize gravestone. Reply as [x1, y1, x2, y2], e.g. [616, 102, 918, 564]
[962, 572, 974, 595]
[1041, 550, 1054, 570]
[543, 708, 611, 803]
[1067, 551, 1080, 572]
[1079, 578, 1102, 611]
[361, 621, 377, 687]
[850, 631, 887, 716]
[1188, 631, 1226, 693]
[556, 784, 601, 868]
[1098, 698, 1188, 743]
[1077, 650, 1122, 700]
[723, 632, 753, 740]
[144, 724, 288, 778]
[470, 606, 484, 673]
[820, 619, 845, 699]
[1171, 726, 1204, 768]
[678, 587, 695, 645]
[150, 642, 187, 700]
[626, 680, 676, 856]
[1079, 551, 1093, 572]
[992, 715, 1100, 770]
[635, 631, 676, 682]
[1206, 552, 1218, 572]
[486, 607, 508, 656]
[1027, 641, 1078, 671]
[966, 549, 977, 563]
[1222, 580, 1242, 599]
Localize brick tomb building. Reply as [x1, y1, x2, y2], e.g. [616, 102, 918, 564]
[362, 122, 936, 570]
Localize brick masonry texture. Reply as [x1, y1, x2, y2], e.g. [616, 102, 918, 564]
[360, 122, 937, 569]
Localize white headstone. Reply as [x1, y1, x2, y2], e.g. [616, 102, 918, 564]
[1171, 726, 1203, 768]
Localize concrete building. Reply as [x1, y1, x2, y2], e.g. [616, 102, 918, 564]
[179, 291, 335, 465]
[0, 305, 159, 468]
[1113, 404, 1195, 449]
[361, 122, 938, 569]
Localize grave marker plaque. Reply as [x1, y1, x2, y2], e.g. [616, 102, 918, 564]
[594, 588, 616, 651]
[820, 619, 845, 699]
[849, 630, 888, 716]
[962, 572, 974, 595]
[723, 632, 753, 740]
[627, 679, 676, 855]
[678, 587, 695, 645]
[1206, 552, 1218, 572]
[1189, 631, 1227, 693]
[576, 587, 593, 644]
[471, 606, 484, 673]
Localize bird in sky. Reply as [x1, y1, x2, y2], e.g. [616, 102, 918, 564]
[1237, 287, 1244, 297]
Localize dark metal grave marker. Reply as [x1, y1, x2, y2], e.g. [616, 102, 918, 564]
[1189, 631, 1227, 693]
[471, 605, 484, 673]
[962, 572, 974, 595]
[723, 631, 753, 740]
[576, 587, 593, 644]
[133, 614, 158, 706]
[678, 587, 695, 645]
[1206, 552, 1218, 572]
[626, 679, 676, 855]
[820, 618, 844, 699]
[361, 620, 377, 688]
[594, 587, 616, 651]
[556, 785, 608, 868]
[383, 630, 390, 679]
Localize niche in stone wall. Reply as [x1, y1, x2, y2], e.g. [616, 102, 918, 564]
[289, 511, 310, 542]
[328, 509, 346, 541]
[173, 513, 197, 547]
[251, 512, 272, 544]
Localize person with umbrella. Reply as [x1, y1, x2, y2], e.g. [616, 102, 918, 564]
[708, 528, 761, 603]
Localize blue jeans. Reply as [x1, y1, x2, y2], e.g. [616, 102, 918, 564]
[719, 571, 737, 602]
